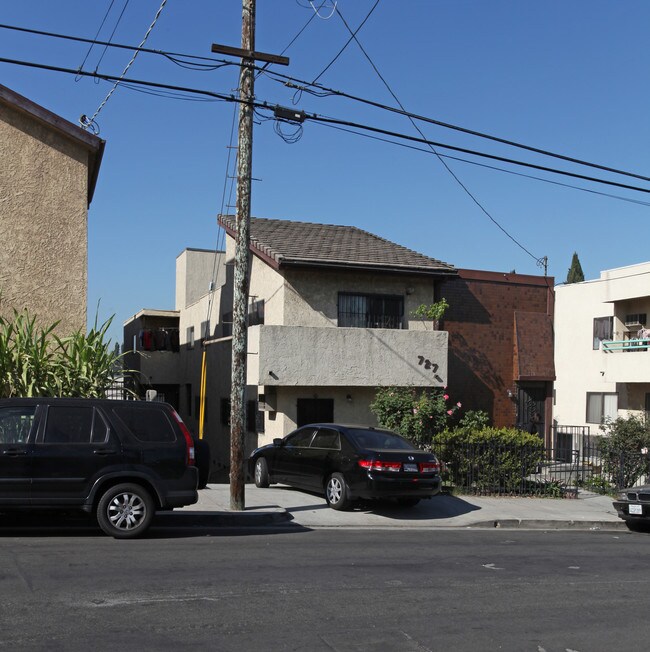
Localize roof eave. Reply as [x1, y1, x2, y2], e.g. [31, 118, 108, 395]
[278, 258, 457, 276]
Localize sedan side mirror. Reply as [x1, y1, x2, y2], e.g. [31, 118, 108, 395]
[273, 438, 283, 447]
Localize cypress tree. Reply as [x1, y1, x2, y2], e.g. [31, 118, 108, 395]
[566, 252, 585, 283]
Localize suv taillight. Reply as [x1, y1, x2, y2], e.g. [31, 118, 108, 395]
[170, 409, 196, 466]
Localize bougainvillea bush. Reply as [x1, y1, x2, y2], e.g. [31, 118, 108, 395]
[370, 386, 461, 449]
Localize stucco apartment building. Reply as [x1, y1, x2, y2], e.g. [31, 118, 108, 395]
[554, 261, 650, 446]
[125, 216, 555, 478]
[0, 84, 104, 334]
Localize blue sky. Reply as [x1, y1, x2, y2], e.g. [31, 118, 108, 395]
[2, 1, 649, 346]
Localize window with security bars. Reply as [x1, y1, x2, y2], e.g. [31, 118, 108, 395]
[338, 293, 404, 329]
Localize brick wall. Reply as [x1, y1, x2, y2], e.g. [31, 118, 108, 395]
[439, 269, 554, 428]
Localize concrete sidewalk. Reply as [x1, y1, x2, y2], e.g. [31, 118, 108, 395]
[183, 484, 626, 531]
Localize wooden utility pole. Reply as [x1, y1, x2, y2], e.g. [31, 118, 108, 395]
[228, 0, 256, 511]
[212, 1, 288, 512]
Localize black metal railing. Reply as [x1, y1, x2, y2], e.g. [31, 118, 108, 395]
[430, 425, 649, 497]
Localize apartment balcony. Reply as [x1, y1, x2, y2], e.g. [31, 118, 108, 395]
[602, 338, 650, 383]
[247, 325, 448, 388]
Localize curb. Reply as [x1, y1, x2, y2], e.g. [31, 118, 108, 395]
[163, 508, 292, 528]
[468, 518, 627, 531]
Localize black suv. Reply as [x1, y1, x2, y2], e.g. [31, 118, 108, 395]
[0, 398, 199, 538]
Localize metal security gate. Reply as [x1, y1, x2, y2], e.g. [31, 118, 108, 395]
[516, 383, 546, 435]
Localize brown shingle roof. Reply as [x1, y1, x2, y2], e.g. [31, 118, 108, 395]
[218, 215, 456, 276]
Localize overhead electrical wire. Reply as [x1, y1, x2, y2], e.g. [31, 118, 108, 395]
[310, 0, 379, 84]
[0, 22, 237, 69]
[3, 21, 650, 186]
[313, 120, 650, 208]
[3, 53, 650, 200]
[75, 0, 118, 80]
[93, 0, 131, 74]
[332, 3, 538, 263]
[80, 0, 168, 130]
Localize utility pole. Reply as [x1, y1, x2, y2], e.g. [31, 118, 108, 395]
[212, 1, 288, 511]
[228, 0, 255, 512]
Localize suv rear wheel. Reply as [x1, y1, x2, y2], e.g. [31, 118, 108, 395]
[96, 483, 155, 539]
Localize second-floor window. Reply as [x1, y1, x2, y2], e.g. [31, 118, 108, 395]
[593, 316, 613, 350]
[338, 293, 403, 329]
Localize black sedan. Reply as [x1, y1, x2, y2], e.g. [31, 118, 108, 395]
[613, 485, 650, 529]
[249, 423, 442, 510]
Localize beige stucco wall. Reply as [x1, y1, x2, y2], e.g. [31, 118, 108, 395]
[282, 267, 437, 329]
[248, 324, 448, 387]
[258, 386, 378, 445]
[0, 102, 90, 334]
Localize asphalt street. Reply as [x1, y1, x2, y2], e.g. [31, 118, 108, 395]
[1, 525, 649, 651]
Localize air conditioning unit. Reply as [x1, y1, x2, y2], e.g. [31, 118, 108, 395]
[625, 313, 647, 327]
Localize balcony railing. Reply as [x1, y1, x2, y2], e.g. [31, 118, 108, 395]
[602, 338, 650, 353]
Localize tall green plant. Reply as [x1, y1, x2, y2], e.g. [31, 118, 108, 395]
[0, 309, 124, 398]
[54, 316, 123, 397]
[0, 310, 58, 397]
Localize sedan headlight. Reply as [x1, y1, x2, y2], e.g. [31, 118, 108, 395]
[617, 491, 629, 501]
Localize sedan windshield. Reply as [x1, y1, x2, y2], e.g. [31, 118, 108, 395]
[347, 429, 415, 450]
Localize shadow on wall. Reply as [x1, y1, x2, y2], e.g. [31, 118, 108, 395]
[447, 340, 500, 419]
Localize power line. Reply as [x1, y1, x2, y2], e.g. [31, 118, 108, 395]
[307, 111, 650, 195]
[332, 4, 538, 262]
[75, 0, 118, 79]
[0, 56, 238, 102]
[310, 0, 379, 84]
[4, 20, 650, 186]
[255, 0, 321, 79]
[3, 53, 650, 199]
[312, 120, 650, 208]
[94, 0, 131, 73]
[81, 0, 168, 130]
[0, 22, 236, 67]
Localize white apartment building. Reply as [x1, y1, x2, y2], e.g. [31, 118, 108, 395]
[554, 261, 650, 441]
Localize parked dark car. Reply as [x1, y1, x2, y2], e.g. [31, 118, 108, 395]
[613, 486, 650, 529]
[249, 424, 442, 510]
[0, 398, 199, 538]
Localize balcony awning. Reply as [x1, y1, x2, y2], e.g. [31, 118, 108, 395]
[514, 311, 555, 381]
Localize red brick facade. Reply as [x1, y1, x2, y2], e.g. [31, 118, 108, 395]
[439, 269, 555, 433]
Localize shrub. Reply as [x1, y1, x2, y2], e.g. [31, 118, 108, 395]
[458, 409, 490, 431]
[599, 415, 650, 488]
[370, 386, 461, 449]
[432, 427, 545, 493]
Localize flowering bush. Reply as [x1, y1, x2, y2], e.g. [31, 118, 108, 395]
[370, 386, 461, 449]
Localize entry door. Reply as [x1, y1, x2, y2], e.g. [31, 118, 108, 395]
[296, 399, 334, 428]
[516, 383, 546, 437]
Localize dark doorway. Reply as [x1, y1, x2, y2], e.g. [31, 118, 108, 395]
[297, 398, 334, 427]
[516, 383, 546, 437]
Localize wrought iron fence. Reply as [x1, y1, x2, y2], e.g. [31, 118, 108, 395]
[429, 424, 649, 497]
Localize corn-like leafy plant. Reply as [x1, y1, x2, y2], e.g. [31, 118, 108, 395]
[0, 308, 125, 398]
